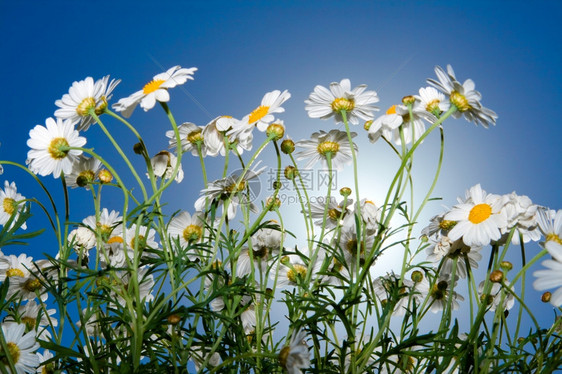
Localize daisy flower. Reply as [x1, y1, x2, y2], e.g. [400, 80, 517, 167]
[421, 210, 456, 239]
[427, 64, 498, 128]
[0, 323, 40, 374]
[426, 235, 482, 279]
[194, 163, 264, 220]
[478, 280, 515, 312]
[370, 104, 429, 146]
[445, 184, 507, 247]
[168, 211, 206, 261]
[27, 117, 86, 178]
[112, 267, 155, 305]
[237, 224, 284, 277]
[203, 116, 252, 156]
[499, 192, 540, 245]
[82, 208, 123, 242]
[414, 86, 451, 117]
[148, 150, 184, 183]
[274, 252, 322, 287]
[305, 78, 379, 125]
[305, 196, 353, 230]
[112, 65, 197, 118]
[415, 276, 464, 313]
[295, 129, 357, 171]
[65, 156, 102, 189]
[536, 208, 562, 245]
[372, 272, 415, 316]
[367, 105, 403, 143]
[0, 253, 34, 282]
[54, 75, 120, 131]
[36, 350, 55, 374]
[278, 329, 310, 374]
[337, 215, 375, 269]
[0, 181, 27, 230]
[533, 241, 562, 306]
[5, 300, 58, 341]
[235, 89, 291, 133]
[166, 122, 207, 156]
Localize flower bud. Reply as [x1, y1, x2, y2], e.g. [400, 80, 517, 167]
[542, 291, 552, 303]
[490, 270, 504, 283]
[402, 95, 416, 105]
[98, 169, 112, 184]
[411, 270, 424, 283]
[500, 261, 513, 271]
[280, 139, 295, 154]
[167, 314, 182, 325]
[339, 187, 352, 197]
[420, 235, 429, 243]
[133, 142, 145, 155]
[364, 120, 373, 131]
[273, 181, 282, 190]
[284, 165, 297, 180]
[267, 123, 285, 141]
[266, 196, 281, 211]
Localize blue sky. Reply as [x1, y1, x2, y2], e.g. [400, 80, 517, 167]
[1, 0, 561, 354]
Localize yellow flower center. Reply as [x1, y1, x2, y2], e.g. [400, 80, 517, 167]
[3, 197, 16, 215]
[130, 235, 146, 249]
[107, 236, 124, 244]
[248, 105, 270, 124]
[331, 97, 355, 112]
[48, 137, 70, 160]
[425, 99, 441, 113]
[546, 233, 562, 245]
[22, 316, 36, 329]
[95, 96, 108, 115]
[2, 342, 20, 365]
[468, 204, 492, 224]
[287, 264, 307, 283]
[439, 220, 457, 231]
[76, 97, 96, 117]
[278, 346, 290, 368]
[226, 181, 247, 194]
[98, 223, 114, 239]
[328, 208, 342, 221]
[386, 105, 397, 115]
[143, 79, 166, 94]
[24, 278, 43, 292]
[253, 246, 269, 258]
[450, 91, 471, 112]
[6, 268, 25, 278]
[346, 239, 365, 256]
[76, 170, 96, 187]
[317, 141, 340, 156]
[187, 129, 203, 144]
[183, 224, 203, 242]
[431, 281, 448, 300]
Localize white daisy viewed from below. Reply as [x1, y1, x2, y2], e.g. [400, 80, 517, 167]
[27, 117, 86, 178]
[278, 328, 310, 374]
[533, 241, 562, 306]
[148, 150, 184, 183]
[0, 181, 27, 230]
[295, 129, 357, 171]
[0, 322, 40, 374]
[112, 65, 197, 118]
[305, 78, 379, 125]
[65, 156, 102, 190]
[427, 64, 498, 128]
[166, 122, 207, 156]
[445, 184, 507, 247]
[55, 75, 120, 131]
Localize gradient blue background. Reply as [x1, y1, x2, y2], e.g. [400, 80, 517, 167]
[1, 0, 561, 360]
